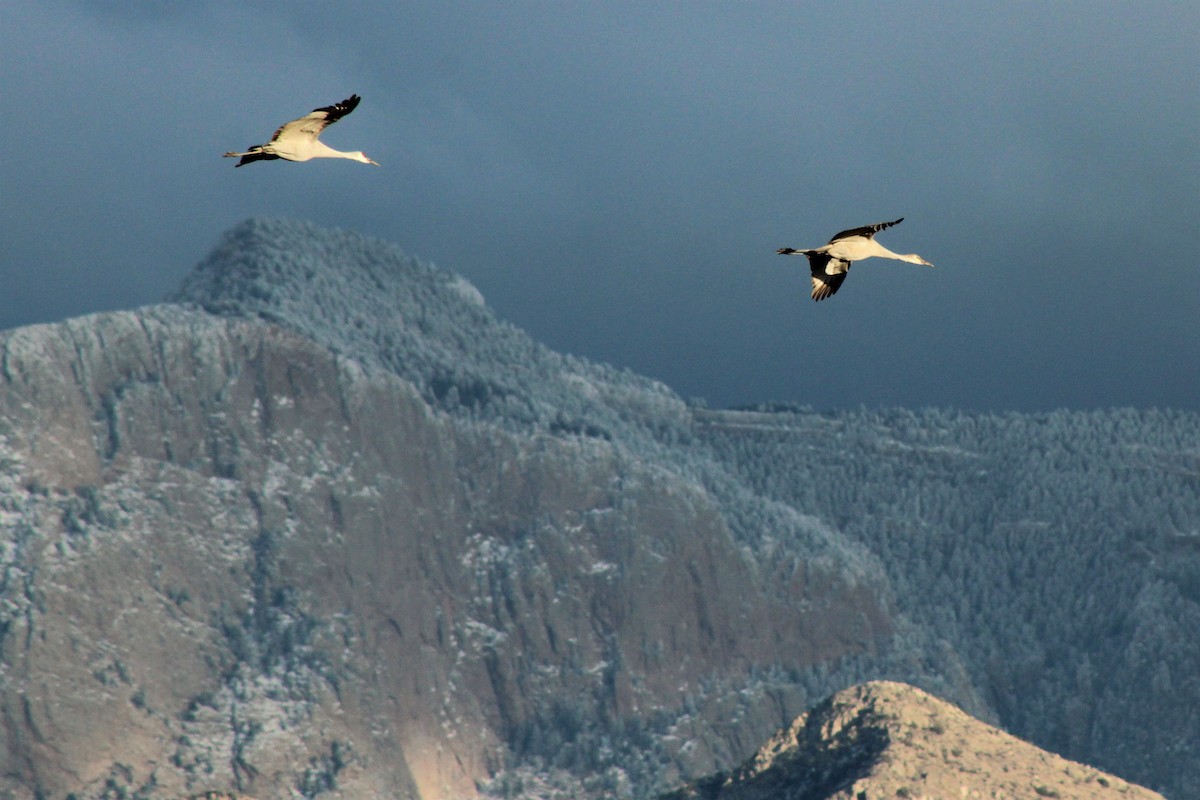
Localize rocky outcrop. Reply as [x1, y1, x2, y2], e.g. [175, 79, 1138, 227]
[661, 681, 1164, 800]
[0, 303, 898, 799]
[1, 218, 1187, 799]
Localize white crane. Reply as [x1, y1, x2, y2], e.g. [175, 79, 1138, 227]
[224, 95, 379, 167]
[776, 218, 933, 301]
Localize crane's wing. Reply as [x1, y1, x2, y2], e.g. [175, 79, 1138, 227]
[268, 95, 362, 143]
[808, 254, 851, 301]
[828, 218, 903, 243]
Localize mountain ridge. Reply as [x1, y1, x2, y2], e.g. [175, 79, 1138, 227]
[0, 217, 1193, 798]
[0, 306, 909, 797]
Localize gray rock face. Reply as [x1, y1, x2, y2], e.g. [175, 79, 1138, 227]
[0, 223, 906, 799]
[3, 218, 1193, 799]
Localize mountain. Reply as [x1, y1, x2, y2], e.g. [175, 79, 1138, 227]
[185, 682, 1169, 800]
[0, 220, 951, 799]
[0, 218, 1194, 798]
[659, 681, 1164, 800]
[698, 404, 1200, 798]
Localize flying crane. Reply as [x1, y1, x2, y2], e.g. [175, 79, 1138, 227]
[224, 95, 379, 167]
[776, 218, 933, 301]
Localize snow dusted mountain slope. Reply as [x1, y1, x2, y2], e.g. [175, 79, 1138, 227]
[168, 219, 1200, 797]
[168, 217, 689, 443]
[1, 218, 1194, 799]
[0, 221, 942, 799]
[700, 404, 1200, 798]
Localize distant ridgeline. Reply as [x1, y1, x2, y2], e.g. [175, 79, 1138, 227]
[0, 217, 1191, 799]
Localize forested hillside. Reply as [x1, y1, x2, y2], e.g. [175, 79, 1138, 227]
[700, 404, 1200, 796]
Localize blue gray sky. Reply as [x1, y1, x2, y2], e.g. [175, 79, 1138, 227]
[3, 2, 1197, 411]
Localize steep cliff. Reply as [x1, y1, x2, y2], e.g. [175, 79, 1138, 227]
[0, 220, 929, 799]
[660, 681, 1165, 800]
[1, 218, 1192, 799]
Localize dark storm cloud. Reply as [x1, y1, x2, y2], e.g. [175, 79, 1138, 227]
[1, 2, 1197, 411]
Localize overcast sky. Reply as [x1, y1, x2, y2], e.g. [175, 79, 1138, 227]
[3, 2, 1197, 412]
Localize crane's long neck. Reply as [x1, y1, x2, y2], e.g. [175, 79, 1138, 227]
[315, 142, 377, 164]
[311, 140, 355, 159]
[882, 247, 933, 266]
[864, 242, 929, 266]
[871, 243, 903, 260]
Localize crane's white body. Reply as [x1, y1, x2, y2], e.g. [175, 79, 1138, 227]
[777, 218, 933, 301]
[814, 237, 930, 265]
[224, 95, 378, 167]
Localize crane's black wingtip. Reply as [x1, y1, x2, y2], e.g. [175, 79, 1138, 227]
[316, 94, 363, 119]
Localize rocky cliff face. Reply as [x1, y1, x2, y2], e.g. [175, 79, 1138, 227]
[661, 681, 1164, 800]
[0, 220, 929, 799]
[0, 218, 1190, 799]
